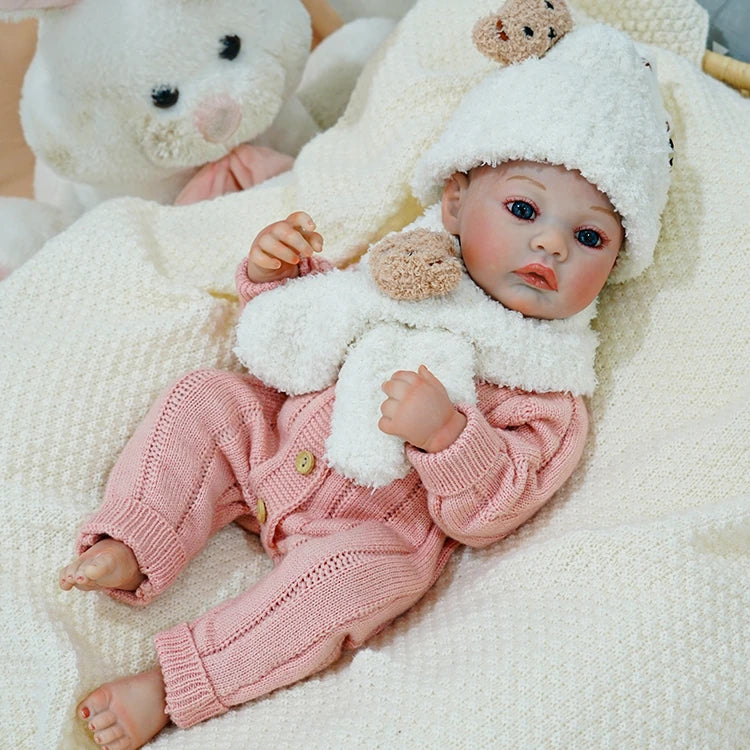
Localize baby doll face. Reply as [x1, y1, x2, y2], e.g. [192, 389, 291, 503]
[441, 161, 624, 320]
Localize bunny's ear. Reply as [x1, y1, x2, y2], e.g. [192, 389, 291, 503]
[0, 0, 78, 20]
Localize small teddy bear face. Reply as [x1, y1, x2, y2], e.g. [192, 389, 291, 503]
[19, 0, 312, 186]
[473, 0, 573, 66]
[368, 228, 463, 301]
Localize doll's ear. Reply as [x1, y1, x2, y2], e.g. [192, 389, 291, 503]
[440, 173, 468, 235]
[368, 229, 462, 301]
[0, 0, 77, 20]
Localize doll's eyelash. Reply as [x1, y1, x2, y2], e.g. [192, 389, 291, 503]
[505, 197, 539, 219]
[576, 225, 610, 248]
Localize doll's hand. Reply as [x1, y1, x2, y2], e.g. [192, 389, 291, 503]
[247, 211, 323, 283]
[379, 364, 467, 453]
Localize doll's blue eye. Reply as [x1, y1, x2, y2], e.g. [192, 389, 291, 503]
[220, 35, 241, 60]
[509, 200, 535, 220]
[151, 86, 179, 109]
[576, 229, 602, 247]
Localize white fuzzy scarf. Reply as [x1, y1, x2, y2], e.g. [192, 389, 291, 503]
[235, 205, 598, 487]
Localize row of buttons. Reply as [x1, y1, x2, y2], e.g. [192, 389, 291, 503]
[255, 450, 316, 525]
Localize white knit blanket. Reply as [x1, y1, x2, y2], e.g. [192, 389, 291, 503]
[1, 1, 748, 748]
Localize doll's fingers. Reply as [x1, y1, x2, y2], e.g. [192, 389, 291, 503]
[383, 370, 420, 390]
[288, 213, 324, 254]
[287, 211, 316, 232]
[306, 231, 324, 254]
[255, 234, 306, 266]
[417, 364, 442, 385]
[378, 414, 397, 435]
[381, 375, 414, 399]
[379, 394, 399, 418]
[266, 223, 318, 259]
[391, 369, 421, 381]
[248, 245, 282, 270]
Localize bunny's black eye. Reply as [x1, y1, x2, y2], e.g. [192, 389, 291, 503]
[151, 86, 179, 109]
[220, 35, 241, 60]
[523, 26, 534, 37]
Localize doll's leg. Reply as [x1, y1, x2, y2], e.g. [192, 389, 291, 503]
[153, 519, 454, 728]
[74, 520, 453, 743]
[60, 369, 283, 604]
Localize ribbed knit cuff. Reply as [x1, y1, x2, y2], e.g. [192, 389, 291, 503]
[406, 404, 507, 496]
[235, 255, 332, 306]
[76, 496, 187, 606]
[154, 622, 227, 728]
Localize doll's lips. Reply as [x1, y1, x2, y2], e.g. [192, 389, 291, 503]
[514, 264, 558, 291]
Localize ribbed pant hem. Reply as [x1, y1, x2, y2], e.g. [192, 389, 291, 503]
[155, 622, 227, 729]
[77, 495, 187, 605]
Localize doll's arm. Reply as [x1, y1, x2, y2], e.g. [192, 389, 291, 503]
[235, 254, 332, 308]
[246, 211, 324, 284]
[407, 386, 588, 547]
[235, 212, 332, 307]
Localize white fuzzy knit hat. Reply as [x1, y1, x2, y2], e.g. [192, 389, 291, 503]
[412, 5, 673, 283]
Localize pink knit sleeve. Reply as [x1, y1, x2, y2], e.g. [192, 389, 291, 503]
[235, 255, 334, 308]
[406, 385, 588, 547]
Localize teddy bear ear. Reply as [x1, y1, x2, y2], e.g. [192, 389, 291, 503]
[368, 229, 463, 301]
[472, 0, 573, 66]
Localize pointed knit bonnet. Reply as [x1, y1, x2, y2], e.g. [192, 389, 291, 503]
[411, 0, 673, 283]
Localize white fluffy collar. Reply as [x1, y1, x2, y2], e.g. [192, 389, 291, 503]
[235, 204, 598, 487]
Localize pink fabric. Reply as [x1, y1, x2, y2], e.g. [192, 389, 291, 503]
[174, 144, 294, 206]
[76, 258, 589, 728]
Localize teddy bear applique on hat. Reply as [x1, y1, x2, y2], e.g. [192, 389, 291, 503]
[413, 0, 674, 283]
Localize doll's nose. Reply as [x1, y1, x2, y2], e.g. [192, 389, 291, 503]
[532, 227, 568, 260]
[195, 94, 242, 143]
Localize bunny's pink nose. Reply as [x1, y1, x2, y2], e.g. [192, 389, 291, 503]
[195, 94, 242, 143]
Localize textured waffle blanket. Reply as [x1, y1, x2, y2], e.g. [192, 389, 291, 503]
[1, 0, 748, 747]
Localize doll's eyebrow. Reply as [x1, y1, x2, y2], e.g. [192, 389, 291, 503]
[507, 175, 546, 190]
[590, 205, 619, 218]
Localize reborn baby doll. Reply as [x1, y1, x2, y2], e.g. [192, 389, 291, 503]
[59, 5, 673, 747]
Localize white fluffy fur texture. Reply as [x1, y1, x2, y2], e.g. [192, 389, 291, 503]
[235, 205, 598, 486]
[3, 1, 750, 748]
[412, 23, 673, 283]
[0, 0, 402, 271]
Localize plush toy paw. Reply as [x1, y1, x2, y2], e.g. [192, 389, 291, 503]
[368, 228, 462, 301]
[472, 0, 572, 65]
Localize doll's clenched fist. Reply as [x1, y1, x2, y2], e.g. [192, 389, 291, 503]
[379, 365, 467, 453]
[247, 211, 323, 283]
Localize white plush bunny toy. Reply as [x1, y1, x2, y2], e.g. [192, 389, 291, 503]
[0, 0, 406, 275]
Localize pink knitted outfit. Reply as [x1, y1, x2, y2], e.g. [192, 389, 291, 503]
[76, 258, 589, 728]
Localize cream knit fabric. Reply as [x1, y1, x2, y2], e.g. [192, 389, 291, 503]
[1, 1, 748, 748]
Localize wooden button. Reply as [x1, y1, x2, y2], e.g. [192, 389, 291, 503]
[294, 450, 315, 475]
[255, 498, 267, 524]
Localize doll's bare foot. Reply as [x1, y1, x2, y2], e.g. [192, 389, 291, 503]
[78, 668, 169, 749]
[60, 538, 145, 592]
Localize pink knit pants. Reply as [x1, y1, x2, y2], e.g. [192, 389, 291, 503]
[79, 370, 454, 728]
